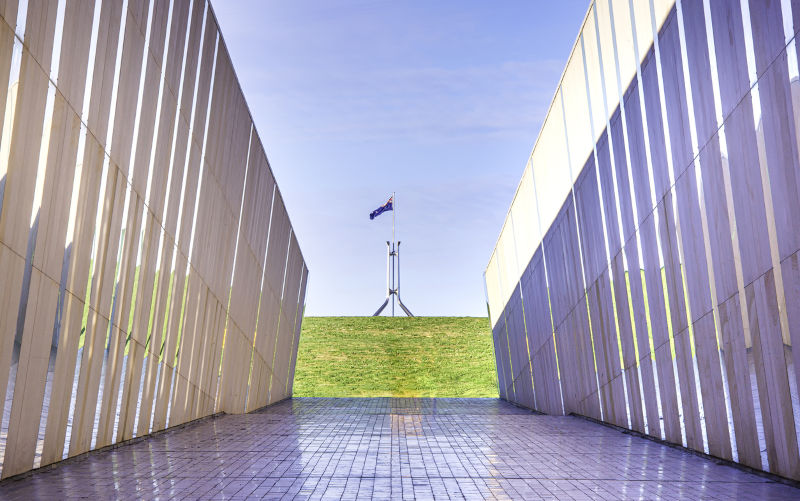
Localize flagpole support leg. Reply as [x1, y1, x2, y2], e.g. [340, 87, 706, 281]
[396, 241, 413, 316]
[372, 298, 390, 317]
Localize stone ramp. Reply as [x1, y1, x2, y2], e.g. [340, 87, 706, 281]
[0, 398, 796, 499]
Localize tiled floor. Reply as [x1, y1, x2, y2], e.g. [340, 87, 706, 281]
[0, 398, 797, 500]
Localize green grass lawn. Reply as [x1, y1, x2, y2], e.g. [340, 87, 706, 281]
[292, 316, 498, 398]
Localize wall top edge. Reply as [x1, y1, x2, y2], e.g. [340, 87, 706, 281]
[483, 1, 597, 276]
[484, 0, 676, 303]
[208, 0, 308, 268]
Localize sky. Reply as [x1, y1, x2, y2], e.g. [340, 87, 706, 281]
[211, 0, 589, 317]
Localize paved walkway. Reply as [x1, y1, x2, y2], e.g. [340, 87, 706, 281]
[0, 398, 797, 500]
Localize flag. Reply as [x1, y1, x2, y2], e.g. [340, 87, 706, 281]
[369, 196, 393, 220]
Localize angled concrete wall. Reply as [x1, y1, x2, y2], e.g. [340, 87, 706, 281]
[0, 0, 308, 479]
[487, 0, 800, 481]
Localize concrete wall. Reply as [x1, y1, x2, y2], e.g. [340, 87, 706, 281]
[486, 0, 800, 481]
[0, 0, 308, 478]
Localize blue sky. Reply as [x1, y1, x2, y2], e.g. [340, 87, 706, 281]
[212, 1, 589, 316]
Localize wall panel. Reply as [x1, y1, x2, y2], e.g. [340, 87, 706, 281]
[486, 0, 800, 481]
[0, 0, 307, 479]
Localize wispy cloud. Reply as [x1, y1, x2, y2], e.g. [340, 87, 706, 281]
[239, 60, 564, 143]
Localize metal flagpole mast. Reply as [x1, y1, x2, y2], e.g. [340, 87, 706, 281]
[385, 240, 390, 304]
[392, 191, 395, 248]
[391, 192, 395, 317]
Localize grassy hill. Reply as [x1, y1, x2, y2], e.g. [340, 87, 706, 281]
[293, 317, 498, 398]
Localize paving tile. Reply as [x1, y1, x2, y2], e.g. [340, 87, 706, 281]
[0, 398, 797, 499]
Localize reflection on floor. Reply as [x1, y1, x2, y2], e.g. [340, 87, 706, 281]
[0, 398, 797, 499]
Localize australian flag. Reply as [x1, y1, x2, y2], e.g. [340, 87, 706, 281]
[369, 196, 393, 220]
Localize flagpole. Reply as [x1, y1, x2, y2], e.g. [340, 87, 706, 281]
[392, 192, 396, 317]
[372, 192, 413, 317]
[392, 192, 395, 249]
